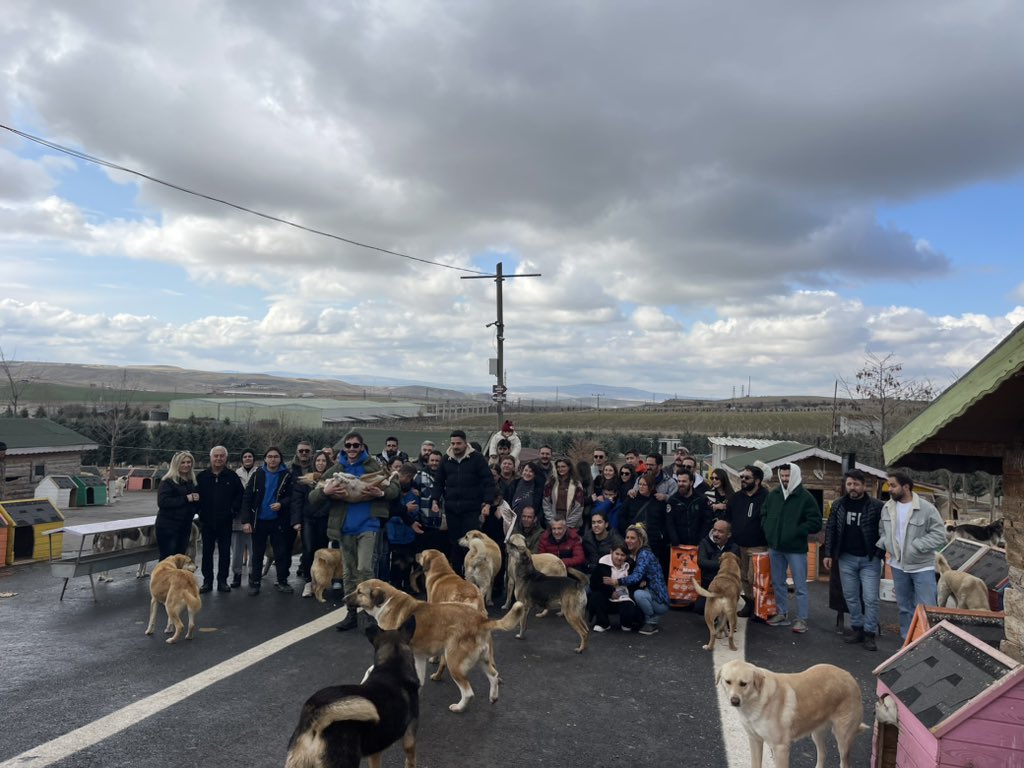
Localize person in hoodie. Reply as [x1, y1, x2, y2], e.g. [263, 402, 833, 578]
[240, 446, 294, 595]
[760, 463, 823, 634]
[431, 430, 495, 573]
[230, 448, 259, 589]
[726, 463, 770, 617]
[310, 432, 400, 631]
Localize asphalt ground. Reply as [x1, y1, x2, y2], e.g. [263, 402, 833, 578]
[0, 494, 897, 767]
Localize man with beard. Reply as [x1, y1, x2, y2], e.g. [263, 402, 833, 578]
[413, 440, 435, 471]
[413, 449, 446, 553]
[823, 469, 884, 651]
[432, 430, 495, 573]
[666, 470, 713, 547]
[726, 464, 770, 618]
[535, 445, 555, 484]
[378, 436, 409, 466]
[878, 471, 946, 641]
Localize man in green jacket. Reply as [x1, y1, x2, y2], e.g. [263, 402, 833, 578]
[761, 463, 822, 634]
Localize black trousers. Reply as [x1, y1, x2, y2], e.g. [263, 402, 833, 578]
[589, 591, 643, 629]
[201, 516, 233, 584]
[300, 516, 329, 584]
[250, 516, 294, 585]
[156, 515, 193, 561]
[446, 510, 481, 574]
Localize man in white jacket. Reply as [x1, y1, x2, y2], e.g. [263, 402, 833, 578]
[877, 471, 947, 640]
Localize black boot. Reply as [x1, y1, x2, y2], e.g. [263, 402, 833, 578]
[835, 611, 846, 635]
[863, 632, 877, 651]
[844, 626, 865, 644]
[231, 574, 242, 589]
[248, 581, 261, 596]
[199, 582, 213, 594]
[737, 600, 752, 618]
[335, 611, 358, 632]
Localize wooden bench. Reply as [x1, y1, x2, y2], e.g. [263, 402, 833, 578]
[46, 516, 159, 601]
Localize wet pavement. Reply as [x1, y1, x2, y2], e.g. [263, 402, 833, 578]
[0, 493, 896, 767]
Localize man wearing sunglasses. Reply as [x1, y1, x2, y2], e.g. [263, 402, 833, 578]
[725, 463, 770, 617]
[310, 432, 400, 631]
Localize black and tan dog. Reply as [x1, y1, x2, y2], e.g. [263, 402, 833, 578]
[345, 579, 524, 713]
[285, 618, 419, 768]
[947, 518, 1004, 547]
[504, 537, 589, 653]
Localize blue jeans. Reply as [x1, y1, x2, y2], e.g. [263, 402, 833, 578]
[633, 589, 669, 625]
[891, 566, 937, 640]
[769, 549, 809, 621]
[837, 554, 881, 634]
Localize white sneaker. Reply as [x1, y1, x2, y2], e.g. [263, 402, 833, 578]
[301, 583, 313, 598]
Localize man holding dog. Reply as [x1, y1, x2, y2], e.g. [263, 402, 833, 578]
[311, 432, 400, 630]
[196, 446, 244, 594]
[823, 469, 884, 651]
[878, 471, 946, 641]
[431, 430, 495, 574]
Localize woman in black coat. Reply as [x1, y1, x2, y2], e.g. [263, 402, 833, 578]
[156, 451, 200, 560]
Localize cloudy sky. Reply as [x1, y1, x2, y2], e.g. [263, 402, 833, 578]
[2, 1, 1023, 400]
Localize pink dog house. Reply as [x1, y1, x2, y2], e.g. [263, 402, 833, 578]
[872, 620, 1024, 767]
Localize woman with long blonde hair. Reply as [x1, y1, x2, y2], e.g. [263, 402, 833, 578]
[156, 451, 200, 560]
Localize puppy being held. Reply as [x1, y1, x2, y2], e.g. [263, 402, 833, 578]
[145, 554, 201, 644]
[935, 551, 991, 611]
[717, 659, 867, 768]
[285, 618, 419, 768]
[299, 469, 397, 502]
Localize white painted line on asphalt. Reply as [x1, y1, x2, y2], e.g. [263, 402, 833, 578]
[713, 617, 777, 768]
[0, 607, 350, 768]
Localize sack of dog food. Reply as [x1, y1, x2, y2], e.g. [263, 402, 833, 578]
[668, 545, 700, 606]
[751, 551, 777, 620]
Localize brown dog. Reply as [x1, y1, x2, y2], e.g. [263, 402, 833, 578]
[345, 579, 525, 713]
[145, 554, 201, 644]
[935, 552, 991, 610]
[310, 548, 345, 603]
[718, 659, 867, 768]
[692, 552, 742, 651]
[458, 530, 502, 606]
[416, 549, 485, 612]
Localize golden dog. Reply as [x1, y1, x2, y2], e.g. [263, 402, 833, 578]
[345, 579, 524, 713]
[145, 554, 201, 644]
[936, 552, 991, 610]
[416, 548, 488, 679]
[692, 551, 742, 651]
[310, 548, 345, 603]
[458, 530, 502, 606]
[717, 659, 867, 768]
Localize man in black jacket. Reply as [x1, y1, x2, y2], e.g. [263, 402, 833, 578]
[431, 430, 495, 572]
[666, 471, 713, 547]
[726, 464, 770, 617]
[823, 469, 884, 651]
[196, 445, 244, 593]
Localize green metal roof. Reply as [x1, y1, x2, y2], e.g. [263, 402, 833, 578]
[722, 441, 811, 471]
[884, 319, 1024, 473]
[0, 418, 98, 452]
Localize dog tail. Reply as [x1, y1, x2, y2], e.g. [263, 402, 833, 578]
[935, 552, 951, 574]
[285, 696, 380, 768]
[487, 601, 527, 633]
[692, 581, 717, 599]
[567, 568, 588, 587]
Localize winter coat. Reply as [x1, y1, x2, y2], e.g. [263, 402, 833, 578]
[157, 477, 199, 526]
[697, 536, 741, 588]
[195, 468, 244, 525]
[542, 477, 585, 529]
[824, 493, 884, 560]
[240, 466, 293, 527]
[877, 492, 946, 571]
[726, 486, 769, 548]
[666, 490, 713, 547]
[618, 492, 666, 543]
[433, 444, 496, 519]
[760, 465, 822, 553]
[310, 452, 399, 541]
[619, 547, 669, 605]
[582, 528, 625, 573]
[537, 528, 586, 569]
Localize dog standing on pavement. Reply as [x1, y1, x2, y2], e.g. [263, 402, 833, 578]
[145, 554, 201, 644]
[285, 618, 420, 768]
[458, 530, 502, 606]
[692, 551, 742, 651]
[501, 533, 567, 611]
[504, 539, 589, 653]
[345, 579, 525, 713]
[310, 548, 345, 603]
[935, 552, 991, 611]
[717, 659, 867, 768]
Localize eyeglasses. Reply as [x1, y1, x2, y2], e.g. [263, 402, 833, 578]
[344, 443, 361, 449]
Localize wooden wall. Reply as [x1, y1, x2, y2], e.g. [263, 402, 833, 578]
[1001, 441, 1023, 662]
[0, 453, 83, 500]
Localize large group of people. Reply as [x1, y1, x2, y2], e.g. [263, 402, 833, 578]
[155, 427, 948, 644]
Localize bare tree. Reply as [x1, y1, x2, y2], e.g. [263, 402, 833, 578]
[92, 370, 143, 471]
[840, 352, 934, 459]
[0, 347, 36, 415]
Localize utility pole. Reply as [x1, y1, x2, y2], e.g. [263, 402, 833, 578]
[462, 261, 541, 432]
[591, 392, 604, 410]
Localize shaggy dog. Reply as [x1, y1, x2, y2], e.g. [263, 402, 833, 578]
[310, 548, 345, 603]
[458, 530, 502, 606]
[947, 518, 1004, 547]
[145, 554, 201, 644]
[935, 552, 991, 611]
[717, 659, 867, 768]
[285, 619, 419, 768]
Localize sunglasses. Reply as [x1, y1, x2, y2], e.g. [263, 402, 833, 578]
[298, 449, 311, 453]
[593, 454, 605, 459]
[344, 443, 362, 449]
[620, 470, 631, 475]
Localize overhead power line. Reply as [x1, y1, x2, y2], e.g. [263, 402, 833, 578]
[0, 123, 488, 276]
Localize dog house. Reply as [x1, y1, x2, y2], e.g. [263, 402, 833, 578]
[0, 515, 8, 569]
[939, 538, 1009, 612]
[126, 467, 160, 491]
[35, 475, 78, 510]
[872, 620, 1024, 768]
[71, 474, 107, 506]
[0, 498, 65, 565]
[906, 604, 1004, 648]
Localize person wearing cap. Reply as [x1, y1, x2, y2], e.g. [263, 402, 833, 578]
[484, 421, 522, 464]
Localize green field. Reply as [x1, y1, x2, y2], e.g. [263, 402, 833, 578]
[3, 381, 198, 407]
